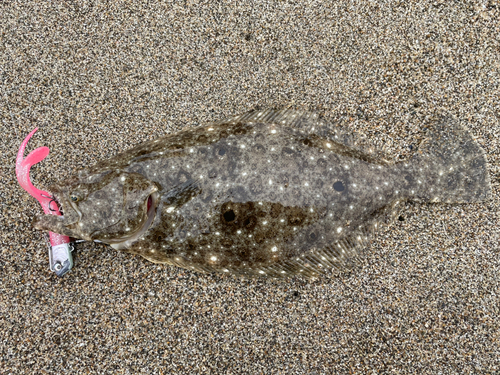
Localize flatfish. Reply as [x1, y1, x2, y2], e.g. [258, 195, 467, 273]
[33, 109, 491, 277]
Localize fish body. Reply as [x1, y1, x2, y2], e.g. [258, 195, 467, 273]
[33, 109, 491, 277]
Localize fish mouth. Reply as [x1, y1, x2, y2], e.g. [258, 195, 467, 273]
[32, 188, 83, 238]
[49, 187, 82, 227]
[108, 191, 159, 250]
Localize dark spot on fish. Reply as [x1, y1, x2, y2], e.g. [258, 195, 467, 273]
[398, 216, 404, 221]
[243, 215, 257, 230]
[293, 291, 300, 297]
[302, 138, 313, 147]
[333, 181, 345, 192]
[307, 230, 318, 242]
[218, 147, 226, 156]
[223, 210, 236, 222]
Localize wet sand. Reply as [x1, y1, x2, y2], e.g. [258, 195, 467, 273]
[1, 1, 499, 374]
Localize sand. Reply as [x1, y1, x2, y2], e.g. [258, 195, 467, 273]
[1, 1, 499, 373]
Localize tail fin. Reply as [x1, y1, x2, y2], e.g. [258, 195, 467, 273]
[409, 115, 491, 203]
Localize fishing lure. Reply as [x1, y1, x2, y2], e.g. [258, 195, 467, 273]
[16, 128, 73, 276]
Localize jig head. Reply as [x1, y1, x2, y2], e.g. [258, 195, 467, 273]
[16, 128, 73, 276]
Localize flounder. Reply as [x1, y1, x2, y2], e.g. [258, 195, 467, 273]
[33, 109, 491, 277]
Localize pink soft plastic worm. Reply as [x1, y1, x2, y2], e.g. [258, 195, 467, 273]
[16, 127, 70, 247]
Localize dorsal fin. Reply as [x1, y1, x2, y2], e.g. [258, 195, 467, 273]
[213, 108, 392, 165]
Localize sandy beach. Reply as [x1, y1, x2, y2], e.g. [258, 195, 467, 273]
[1, 1, 499, 373]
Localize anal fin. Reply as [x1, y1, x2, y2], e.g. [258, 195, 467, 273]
[245, 199, 405, 278]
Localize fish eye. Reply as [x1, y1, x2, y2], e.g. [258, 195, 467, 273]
[70, 195, 79, 202]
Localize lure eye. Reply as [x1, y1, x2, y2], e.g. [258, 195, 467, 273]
[70, 195, 79, 202]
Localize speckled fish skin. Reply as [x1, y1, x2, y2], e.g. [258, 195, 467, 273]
[33, 109, 491, 277]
